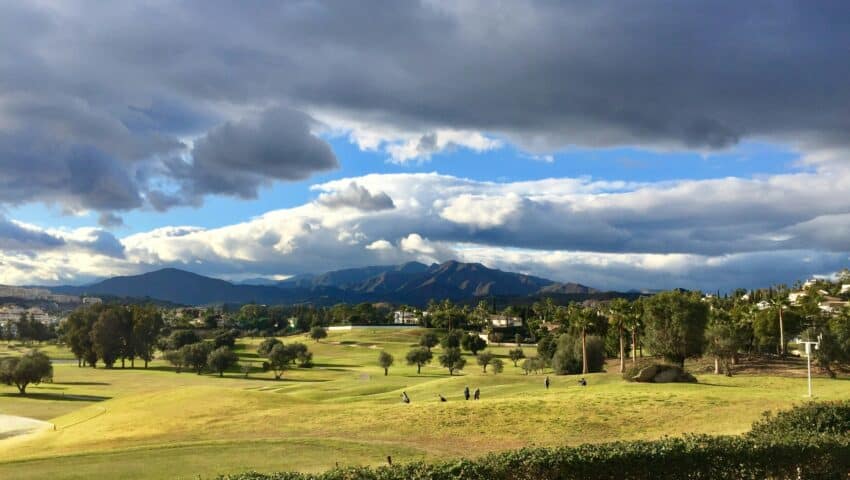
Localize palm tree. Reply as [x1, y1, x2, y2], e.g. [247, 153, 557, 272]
[570, 305, 596, 375]
[769, 292, 790, 356]
[608, 298, 631, 373]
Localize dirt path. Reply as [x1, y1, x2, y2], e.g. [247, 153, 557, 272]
[0, 414, 51, 440]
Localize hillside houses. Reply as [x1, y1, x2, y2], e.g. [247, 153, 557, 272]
[488, 314, 523, 328]
[393, 310, 421, 325]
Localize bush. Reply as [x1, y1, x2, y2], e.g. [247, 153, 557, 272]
[258, 337, 282, 357]
[551, 334, 605, 375]
[748, 400, 850, 439]
[217, 433, 850, 480]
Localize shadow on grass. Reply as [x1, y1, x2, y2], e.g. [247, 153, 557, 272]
[693, 382, 743, 388]
[53, 381, 110, 386]
[313, 363, 362, 368]
[240, 376, 329, 383]
[0, 392, 110, 402]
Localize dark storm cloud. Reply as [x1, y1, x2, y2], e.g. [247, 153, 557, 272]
[1, 0, 849, 209]
[0, 217, 66, 251]
[316, 182, 395, 211]
[98, 212, 125, 228]
[179, 107, 338, 200]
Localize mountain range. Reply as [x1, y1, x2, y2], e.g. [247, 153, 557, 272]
[48, 260, 602, 306]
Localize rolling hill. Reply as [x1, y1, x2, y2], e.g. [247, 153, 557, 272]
[48, 261, 600, 306]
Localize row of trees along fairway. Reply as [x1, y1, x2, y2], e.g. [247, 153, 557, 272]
[62, 303, 164, 368]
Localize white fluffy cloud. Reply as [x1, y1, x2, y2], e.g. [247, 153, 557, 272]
[3, 168, 850, 291]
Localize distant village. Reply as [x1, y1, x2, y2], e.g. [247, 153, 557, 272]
[1, 275, 849, 342]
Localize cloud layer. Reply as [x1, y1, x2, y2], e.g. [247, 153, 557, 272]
[2, 171, 848, 291]
[1, 1, 849, 216]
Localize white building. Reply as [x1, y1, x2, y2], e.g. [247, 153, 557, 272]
[755, 300, 771, 310]
[0, 305, 56, 325]
[788, 291, 807, 304]
[819, 297, 849, 314]
[840, 284, 850, 295]
[393, 310, 420, 325]
[488, 314, 523, 328]
[82, 297, 102, 305]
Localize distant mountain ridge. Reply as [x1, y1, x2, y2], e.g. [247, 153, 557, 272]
[47, 261, 600, 306]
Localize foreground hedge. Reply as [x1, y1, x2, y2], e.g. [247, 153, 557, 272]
[218, 434, 850, 480]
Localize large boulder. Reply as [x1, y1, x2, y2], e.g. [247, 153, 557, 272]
[632, 364, 697, 383]
[632, 365, 659, 383]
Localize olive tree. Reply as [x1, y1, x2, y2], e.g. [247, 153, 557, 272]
[419, 331, 439, 352]
[0, 350, 53, 394]
[438, 347, 466, 375]
[257, 337, 282, 357]
[268, 343, 296, 380]
[207, 346, 239, 377]
[309, 326, 327, 343]
[476, 351, 494, 373]
[491, 358, 504, 374]
[642, 290, 709, 367]
[508, 347, 525, 367]
[181, 342, 213, 374]
[377, 351, 394, 376]
[405, 347, 433, 374]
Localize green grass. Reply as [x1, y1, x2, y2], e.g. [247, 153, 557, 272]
[1, 330, 849, 480]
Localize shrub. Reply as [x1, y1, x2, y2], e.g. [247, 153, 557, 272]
[748, 400, 850, 439]
[551, 334, 605, 375]
[217, 433, 850, 480]
[257, 337, 282, 357]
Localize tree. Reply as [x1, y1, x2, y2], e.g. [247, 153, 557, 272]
[508, 347, 525, 367]
[405, 347, 433, 374]
[608, 298, 632, 373]
[491, 358, 504, 374]
[522, 357, 544, 375]
[705, 308, 747, 376]
[182, 342, 213, 374]
[164, 349, 186, 373]
[470, 300, 491, 329]
[537, 334, 558, 362]
[461, 332, 486, 355]
[476, 351, 494, 373]
[438, 347, 466, 375]
[769, 292, 791, 356]
[642, 290, 709, 366]
[62, 305, 100, 367]
[91, 307, 127, 368]
[441, 329, 462, 349]
[551, 334, 606, 375]
[753, 306, 802, 354]
[132, 305, 164, 368]
[213, 329, 238, 349]
[207, 346, 238, 377]
[377, 351, 394, 376]
[164, 329, 200, 350]
[268, 343, 296, 380]
[286, 342, 313, 367]
[309, 326, 327, 343]
[257, 337, 282, 357]
[419, 331, 439, 352]
[569, 305, 599, 375]
[0, 350, 52, 394]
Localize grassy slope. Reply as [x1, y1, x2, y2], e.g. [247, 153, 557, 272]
[1, 330, 849, 480]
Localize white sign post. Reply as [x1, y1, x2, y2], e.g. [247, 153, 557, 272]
[800, 335, 822, 398]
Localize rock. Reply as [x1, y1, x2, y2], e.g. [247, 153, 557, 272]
[653, 367, 681, 383]
[633, 365, 659, 382]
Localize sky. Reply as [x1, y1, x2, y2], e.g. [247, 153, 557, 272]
[1, 1, 849, 292]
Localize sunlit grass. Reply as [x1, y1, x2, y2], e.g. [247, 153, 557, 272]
[1, 330, 848, 480]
